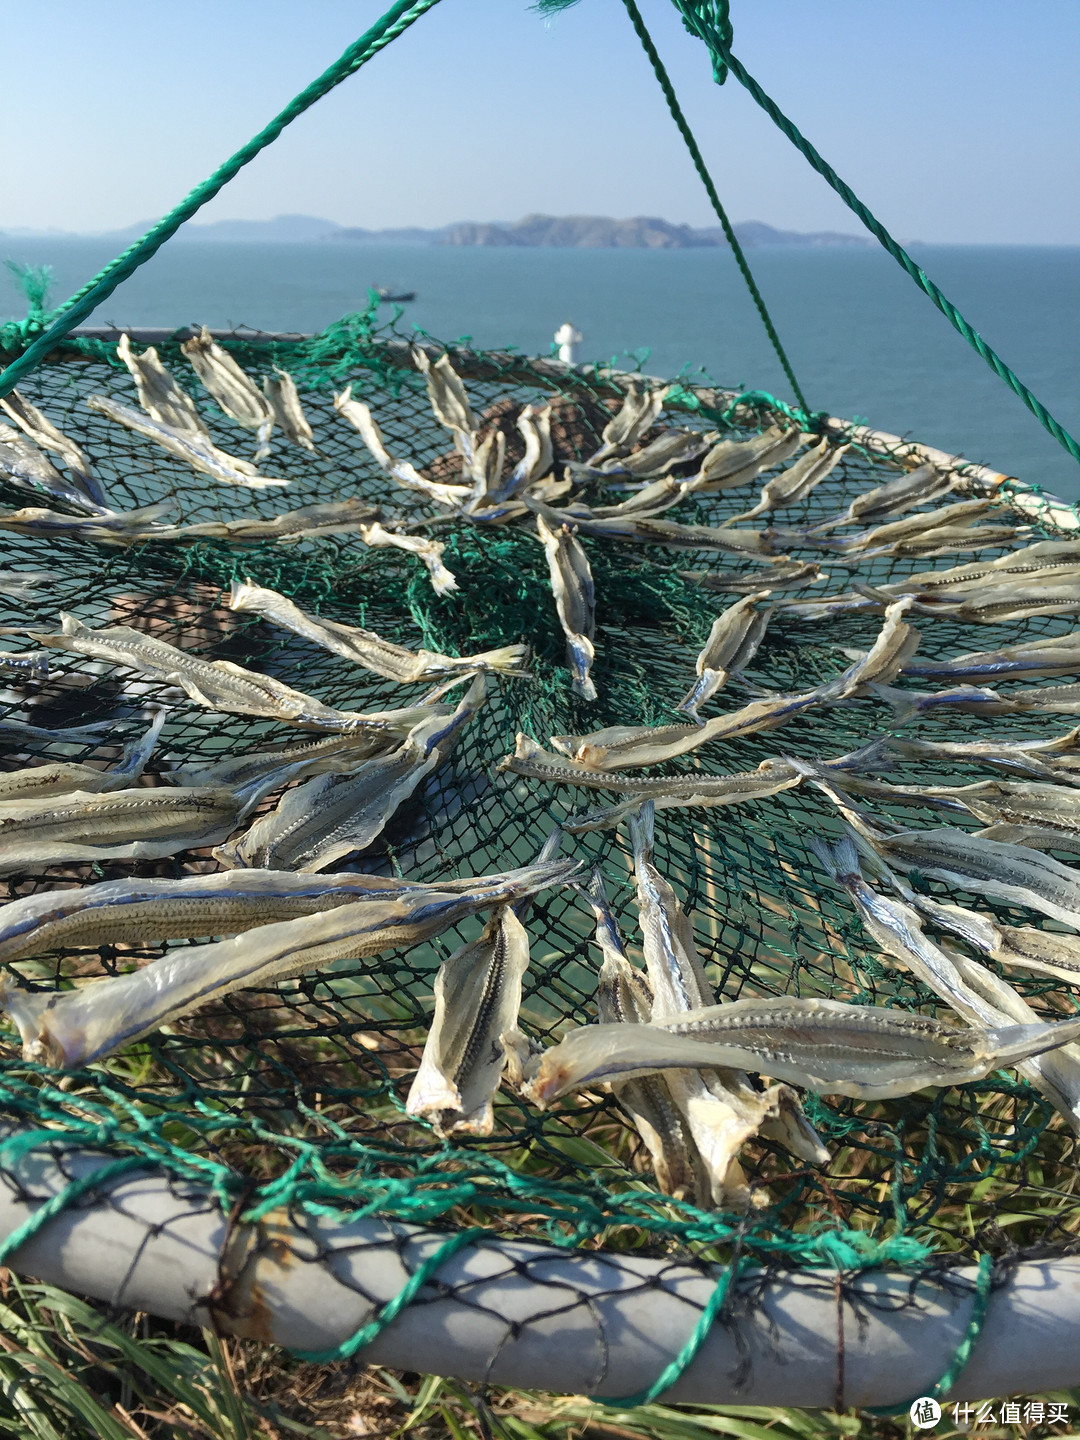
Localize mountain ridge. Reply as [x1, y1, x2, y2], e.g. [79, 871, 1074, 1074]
[0, 212, 874, 249]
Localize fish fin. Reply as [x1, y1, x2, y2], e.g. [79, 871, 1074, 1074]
[867, 682, 920, 726]
[809, 834, 861, 882]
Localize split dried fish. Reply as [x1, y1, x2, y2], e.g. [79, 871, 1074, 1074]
[262, 366, 316, 451]
[86, 395, 288, 489]
[898, 631, 1080, 685]
[690, 425, 804, 493]
[0, 390, 107, 510]
[812, 837, 1080, 1131]
[882, 870, 1080, 988]
[876, 682, 1080, 726]
[358, 521, 459, 596]
[0, 856, 581, 1068]
[549, 599, 914, 771]
[180, 326, 273, 455]
[675, 590, 774, 721]
[813, 462, 959, 531]
[0, 500, 177, 546]
[151, 499, 382, 546]
[577, 867, 701, 1197]
[335, 386, 472, 507]
[117, 333, 203, 433]
[877, 729, 1080, 787]
[591, 427, 709, 480]
[627, 803, 826, 1204]
[484, 404, 554, 505]
[681, 560, 826, 594]
[586, 381, 668, 467]
[413, 348, 479, 464]
[0, 707, 165, 803]
[406, 831, 564, 1137]
[815, 792, 1080, 933]
[0, 717, 115, 744]
[0, 422, 103, 514]
[536, 513, 597, 701]
[880, 541, 1080, 595]
[228, 581, 527, 681]
[0, 569, 52, 601]
[0, 784, 246, 875]
[524, 998, 1080, 1106]
[724, 438, 848, 524]
[32, 613, 406, 732]
[0, 855, 571, 967]
[215, 675, 485, 871]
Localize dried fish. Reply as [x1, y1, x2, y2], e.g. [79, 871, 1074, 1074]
[586, 381, 668, 466]
[0, 855, 572, 967]
[358, 521, 459, 596]
[413, 348, 480, 463]
[167, 723, 420, 797]
[770, 500, 1008, 557]
[724, 438, 848, 524]
[86, 395, 288, 489]
[0, 784, 245, 875]
[0, 717, 114, 744]
[536, 513, 597, 701]
[484, 404, 554, 505]
[690, 425, 804, 493]
[593, 427, 709, 479]
[549, 600, 914, 770]
[0, 707, 165, 803]
[261, 366, 316, 451]
[896, 631, 1080, 685]
[0, 500, 177, 546]
[0, 422, 104, 515]
[627, 803, 826, 1204]
[577, 867, 701, 1197]
[117, 333, 203, 433]
[31, 613, 409, 732]
[0, 390, 107, 510]
[151, 499, 382, 546]
[675, 590, 774, 722]
[880, 541, 1080, 595]
[850, 729, 1080, 788]
[812, 837, 1080, 1131]
[524, 999, 1080, 1106]
[215, 675, 485, 871]
[180, 326, 274, 455]
[406, 831, 564, 1137]
[875, 682, 1080, 726]
[228, 581, 527, 681]
[681, 560, 826, 594]
[0, 855, 582, 1068]
[883, 871, 1080, 988]
[0, 570, 52, 601]
[816, 793, 1080, 933]
[335, 386, 472, 506]
[813, 462, 959, 531]
[0, 650, 47, 682]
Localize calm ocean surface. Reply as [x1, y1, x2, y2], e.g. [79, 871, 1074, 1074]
[4, 239, 1079, 499]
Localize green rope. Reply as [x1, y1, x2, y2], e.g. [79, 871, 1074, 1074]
[289, 1227, 486, 1363]
[866, 1253, 995, 1415]
[669, 0, 1080, 468]
[0, 0, 441, 398]
[600, 1253, 741, 1408]
[619, 0, 811, 415]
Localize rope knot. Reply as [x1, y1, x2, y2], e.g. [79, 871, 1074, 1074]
[674, 0, 733, 84]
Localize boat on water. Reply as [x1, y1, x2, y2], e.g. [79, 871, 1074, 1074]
[374, 285, 416, 303]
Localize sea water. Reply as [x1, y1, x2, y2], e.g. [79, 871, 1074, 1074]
[3, 239, 1079, 499]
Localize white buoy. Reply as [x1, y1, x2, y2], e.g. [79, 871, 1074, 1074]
[554, 321, 582, 365]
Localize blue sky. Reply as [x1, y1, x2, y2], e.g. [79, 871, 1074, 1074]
[4, 0, 1078, 243]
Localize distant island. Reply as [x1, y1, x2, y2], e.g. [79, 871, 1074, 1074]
[0, 213, 873, 250]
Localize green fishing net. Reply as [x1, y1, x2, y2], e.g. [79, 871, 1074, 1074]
[0, 307, 1078, 1317]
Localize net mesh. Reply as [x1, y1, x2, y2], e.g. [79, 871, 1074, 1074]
[1, 310, 1079, 1316]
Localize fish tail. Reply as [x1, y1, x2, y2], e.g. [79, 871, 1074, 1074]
[985, 1015, 1080, 1067]
[809, 835, 861, 882]
[869, 682, 921, 726]
[532, 828, 564, 864]
[627, 799, 656, 864]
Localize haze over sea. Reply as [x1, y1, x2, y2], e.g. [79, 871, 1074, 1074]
[4, 239, 1079, 499]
